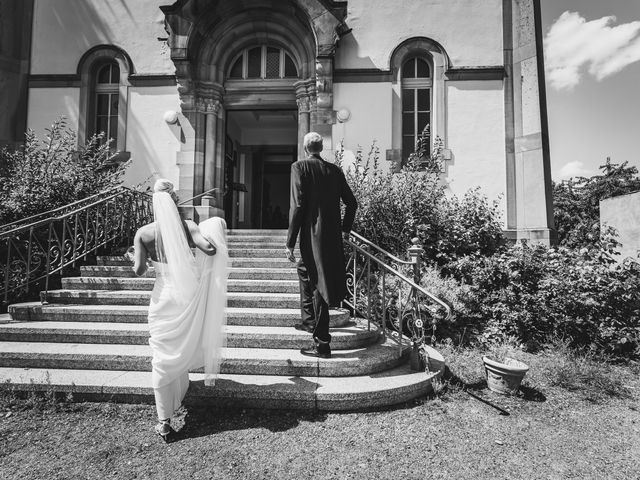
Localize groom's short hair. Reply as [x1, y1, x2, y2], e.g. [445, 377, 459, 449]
[304, 132, 323, 154]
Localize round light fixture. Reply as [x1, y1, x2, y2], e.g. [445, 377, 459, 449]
[336, 108, 351, 123]
[163, 110, 179, 124]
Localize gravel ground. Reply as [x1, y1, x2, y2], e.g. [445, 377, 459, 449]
[1, 346, 639, 480]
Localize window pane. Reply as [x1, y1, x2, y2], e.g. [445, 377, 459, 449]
[402, 135, 415, 157]
[110, 94, 119, 115]
[266, 47, 280, 78]
[110, 63, 120, 83]
[402, 89, 414, 112]
[96, 94, 109, 115]
[97, 64, 111, 84]
[96, 116, 109, 136]
[247, 47, 261, 78]
[418, 113, 430, 134]
[416, 58, 430, 78]
[284, 53, 297, 77]
[401, 58, 415, 79]
[229, 56, 243, 78]
[109, 116, 118, 143]
[417, 89, 430, 111]
[402, 113, 414, 135]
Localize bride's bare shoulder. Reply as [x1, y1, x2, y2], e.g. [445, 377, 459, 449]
[136, 222, 156, 240]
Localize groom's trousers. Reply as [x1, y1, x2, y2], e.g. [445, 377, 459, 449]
[296, 261, 331, 343]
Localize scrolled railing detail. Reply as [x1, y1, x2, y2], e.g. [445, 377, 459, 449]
[1, 187, 153, 305]
[343, 232, 451, 371]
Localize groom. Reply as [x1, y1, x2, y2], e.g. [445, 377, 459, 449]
[285, 132, 357, 358]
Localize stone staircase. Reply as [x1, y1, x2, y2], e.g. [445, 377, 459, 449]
[0, 230, 444, 410]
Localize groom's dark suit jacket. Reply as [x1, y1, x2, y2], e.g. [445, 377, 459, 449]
[286, 155, 357, 306]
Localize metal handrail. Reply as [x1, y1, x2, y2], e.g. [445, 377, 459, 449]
[1, 187, 153, 305]
[350, 231, 413, 266]
[0, 186, 124, 233]
[0, 188, 134, 238]
[343, 232, 451, 368]
[178, 187, 221, 206]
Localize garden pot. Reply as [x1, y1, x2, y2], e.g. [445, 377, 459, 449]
[482, 356, 529, 395]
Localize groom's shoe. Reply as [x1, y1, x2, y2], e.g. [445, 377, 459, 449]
[294, 323, 315, 333]
[300, 338, 331, 359]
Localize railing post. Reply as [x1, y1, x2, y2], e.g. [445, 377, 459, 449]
[408, 237, 424, 284]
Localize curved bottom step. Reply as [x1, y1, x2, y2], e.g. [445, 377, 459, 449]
[0, 347, 445, 411]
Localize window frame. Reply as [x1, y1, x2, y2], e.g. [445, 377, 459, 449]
[77, 45, 132, 162]
[401, 57, 433, 162]
[389, 38, 449, 172]
[227, 45, 299, 80]
[93, 62, 121, 151]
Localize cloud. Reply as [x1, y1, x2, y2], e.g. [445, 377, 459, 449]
[556, 161, 595, 180]
[545, 11, 640, 90]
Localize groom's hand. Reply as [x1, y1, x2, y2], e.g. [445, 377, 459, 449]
[284, 246, 296, 263]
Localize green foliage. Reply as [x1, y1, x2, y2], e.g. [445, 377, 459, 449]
[335, 140, 504, 266]
[444, 232, 640, 359]
[0, 118, 128, 225]
[553, 158, 640, 248]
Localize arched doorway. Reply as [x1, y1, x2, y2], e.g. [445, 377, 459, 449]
[161, 0, 347, 226]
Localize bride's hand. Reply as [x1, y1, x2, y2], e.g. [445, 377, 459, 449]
[124, 246, 135, 262]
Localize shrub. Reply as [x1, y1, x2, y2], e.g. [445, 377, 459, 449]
[0, 118, 128, 225]
[335, 141, 505, 266]
[446, 232, 640, 359]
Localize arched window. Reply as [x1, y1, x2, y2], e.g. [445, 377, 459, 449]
[93, 61, 120, 150]
[389, 38, 448, 171]
[77, 45, 132, 162]
[228, 45, 298, 80]
[401, 57, 432, 161]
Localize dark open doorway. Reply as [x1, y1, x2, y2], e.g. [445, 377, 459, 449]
[225, 110, 297, 229]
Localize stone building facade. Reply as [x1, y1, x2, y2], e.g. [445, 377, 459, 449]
[11, 0, 554, 241]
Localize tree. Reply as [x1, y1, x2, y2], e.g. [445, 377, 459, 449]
[553, 158, 640, 248]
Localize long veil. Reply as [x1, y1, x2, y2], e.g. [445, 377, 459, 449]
[196, 216, 229, 386]
[153, 192, 199, 303]
[149, 193, 227, 390]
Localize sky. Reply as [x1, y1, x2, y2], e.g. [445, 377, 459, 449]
[539, 0, 640, 180]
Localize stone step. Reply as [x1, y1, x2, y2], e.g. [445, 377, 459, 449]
[0, 338, 409, 377]
[0, 320, 379, 350]
[227, 229, 287, 235]
[96, 256, 295, 269]
[227, 242, 292, 249]
[8, 303, 351, 327]
[42, 290, 301, 308]
[228, 236, 288, 243]
[228, 249, 298, 258]
[62, 277, 300, 293]
[0, 351, 445, 410]
[80, 266, 299, 280]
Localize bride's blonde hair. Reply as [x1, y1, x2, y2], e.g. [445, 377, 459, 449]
[154, 179, 178, 202]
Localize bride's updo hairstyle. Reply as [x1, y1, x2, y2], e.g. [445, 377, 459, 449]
[154, 179, 178, 203]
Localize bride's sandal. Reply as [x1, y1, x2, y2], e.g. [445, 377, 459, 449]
[154, 419, 171, 442]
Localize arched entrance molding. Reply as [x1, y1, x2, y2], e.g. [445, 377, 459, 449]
[161, 0, 348, 203]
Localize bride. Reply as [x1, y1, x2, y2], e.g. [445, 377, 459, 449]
[130, 179, 229, 441]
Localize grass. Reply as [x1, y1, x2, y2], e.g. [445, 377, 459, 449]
[1, 344, 639, 480]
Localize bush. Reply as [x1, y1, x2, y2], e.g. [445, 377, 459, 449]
[0, 118, 128, 225]
[335, 141, 504, 266]
[445, 233, 640, 359]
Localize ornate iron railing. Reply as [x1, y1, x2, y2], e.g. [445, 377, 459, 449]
[343, 232, 452, 369]
[0, 187, 153, 305]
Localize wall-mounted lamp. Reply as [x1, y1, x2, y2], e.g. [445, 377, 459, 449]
[336, 108, 351, 123]
[163, 110, 179, 125]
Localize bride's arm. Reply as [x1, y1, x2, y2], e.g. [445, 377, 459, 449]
[132, 229, 149, 276]
[186, 220, 217, 256]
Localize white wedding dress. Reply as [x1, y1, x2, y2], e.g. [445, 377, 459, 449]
[147, 192, 229, 420]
